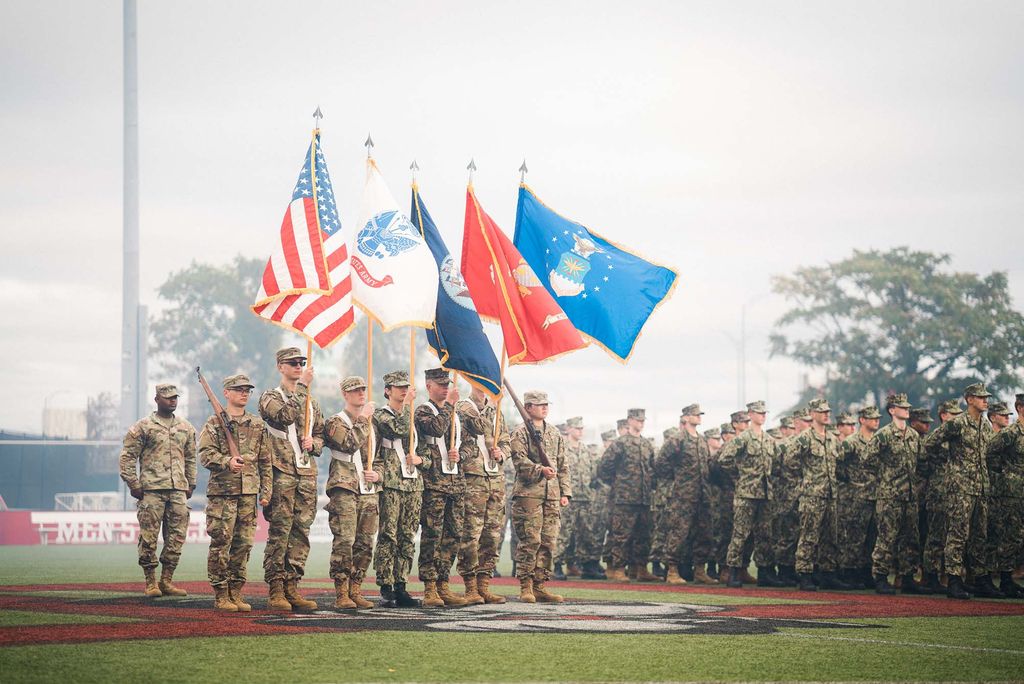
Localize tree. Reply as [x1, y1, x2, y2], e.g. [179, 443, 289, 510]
[770, 248, 1024, 410]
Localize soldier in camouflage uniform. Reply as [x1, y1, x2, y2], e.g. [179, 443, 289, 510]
[372, 370, 423, 608]
[870, 394, 925, 594]
[323, 376, 381, 610]
[415, 368, 468, 607]
[785, 398, 847, 591]
[583, 429, 617, 580]
[711, 418, 745, 577]
[599, 408, 659, 582]
[771, 408, 811, 587]
[989, 401, 1012, 433]
[984, 394, 1024, 598]
[498, 455, 517, 576]
[259, 347, 324, 612]
[909, 407, 934, 588]
[920, 399, 961, 592]
[703, 427, 724, 579]
[836, 406, 880, 589]
[553, 417, 594, 581]
[932, 383, 998, 599]
[720, 403, 776, 588]
[510, 391, 571, 603]
[647, 426, 679, 580]
[119, 383, 196, 598]
[456, 386, 511, 605]
[199, 374, 272, 612]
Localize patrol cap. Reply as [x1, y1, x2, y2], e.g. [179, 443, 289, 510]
[680, 403, 704, 417]
[155, 383, 179, 398]
[600, 429, 617, 441]
[909, 407, 934, 423]
[746, 400, 767, 414]
[989, 401, 1012, 416]
[340, 376, 367, 392]
[424, 367, 452, 384]
[556, 423, 568, 434]
[222, 374, 254, 390]
[382, 370, 410, 387]
[937, 399, 963, 416]
[663, 427, 680, 440]
[779, 416, 795, 429]
[616, 419, 628, 430]
[858, 405, 882, 420]
[886, 393, 912, 409]
[720, 422, 736, 434]
[627, 408, 646, 420]
[276, 347, 306, 364]
[963, 382, 992, 398]
[566, 416, 584, 429]
[524, 390, 549, 405]
[704, 427, 721, 440]
[825, 424, 838, 434]
[767, 428, 783, 439]
[836, 411, 857, 425]
[808, 398, 831, 413]
[730, 410, 750, 423]
[792, 408, 812, 421]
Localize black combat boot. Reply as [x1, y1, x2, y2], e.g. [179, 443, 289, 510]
[999, 572, 1023, 598]
[924, 571, 944, 594]
[378, 584, 399, 608]
[726, 567, 743, 588]
[819, 571, 854, 590]
[776, 565, 798, 587]
[394, 582, 422, 608]
[553, 563, 566, 581]
[900, 574, 928, 595]
[797, 573, 817, 592]
[757, 566, 783, 587]
[947, 575, 971, 600]
[581, 560, 607, 580]
[706, 561, 719, 580]
[874, 573, 896, 595]
[973, 574, 1005, 599]
[680, 564, 695, 582]
[651, 561, 666, 580]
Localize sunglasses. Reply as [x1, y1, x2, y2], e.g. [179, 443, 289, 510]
[283, 360, 307, 367]
[228, 388, 253, 394]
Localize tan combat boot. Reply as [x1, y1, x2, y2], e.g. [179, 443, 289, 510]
[532, 580, 564, 603]
[228, 581, 251, 612]
[693, 564, 719, 585]
[143, 567, 162, 597]
[348, 574, 374, 609]
[519, 576, 536, 603]
[422, 580, 445, 607]
[605, 566, 629, 583]
[567, 564, 582, 578]
[477, 573, 506, 604]
[158, 568, 188, 596]
[284, 578, 318, 612]
[267, 579, 292, 611]
[333, 578, 357, 609]
[213, 584, 238, 612]
[437, 579, 469, 607]
[665, 566, 688, 585]
[740, 568, 758, 585]
[462, 575, 486, 605]
[633, 565, 661, 582]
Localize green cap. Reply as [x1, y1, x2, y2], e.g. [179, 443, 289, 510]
[524, 390, 549, 405]
[425, 367, 451, 383]
[627, 408, 646, 420]
[886, 393, 912, 409]
[836, 411, 857, 425]
[156, 383, 179, 398]
[858, 405, 882, 420]
[383, 370, 410, 387]
[937, 399, 963, 415]
[720, 422, 736, 434]
[704, 427, 721, 440]
[963, 382, 992, 398]
[808, 398, 831, 413]
[276, 347, 306, 363]
[663, 427, 680, 440]
[616, 418, 628, 430]
[730, 410, 750, 423]
[909, 407, 934, 423]
[600, 429, 617, 441]
[989, 401, 1012, 416]
[680, 403, 704, 417]
[779, 416, 795, 429]
[566, 416, 583, 429]
[746, 400, 767, 414]
[792, 408, 811, 421]
[222, 374, 254, 390]
[340, 376, 367, 392]
[767, 427, 783, 439]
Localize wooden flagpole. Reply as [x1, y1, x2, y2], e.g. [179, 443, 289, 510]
[366, 321, 375, 471]
[408, 328, 416, 449]
[303, 340, 313, 440]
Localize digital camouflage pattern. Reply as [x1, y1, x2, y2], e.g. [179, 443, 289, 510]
[373, 404, 424, 586]
[870, 422, 921, 576]
[511, 421, 569, 580]
[135, 490, 189, 572]
[786, 428, 841, 574]
[556, 439, 592, 566]
[415, 400, 465, 582]
[198, 413, 272, 501]
[259, 382, 324, 477]
[922, 428, 952, 575]
[205, 494, 257, 586]
[599, 434, 655, 568]
[837, 431, 877, 571]
[656, 430, 714, 565]
[986, 420, 1024, 573]
[458, 397, 510, 578]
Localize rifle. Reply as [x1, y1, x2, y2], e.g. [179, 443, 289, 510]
[195, 367, 243, 466]
[502, 379, 552, 469]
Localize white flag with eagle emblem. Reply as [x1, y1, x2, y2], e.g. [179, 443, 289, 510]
[350, 160, 439, 330]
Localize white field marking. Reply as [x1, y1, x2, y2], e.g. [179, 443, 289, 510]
[777, 631, 1024, 656]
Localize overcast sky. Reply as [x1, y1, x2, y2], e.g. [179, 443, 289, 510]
[2, 0, 1023, 437]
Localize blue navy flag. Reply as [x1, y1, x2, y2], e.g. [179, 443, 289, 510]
[513, 184, 678, 362]
[411, 185, 502, 395]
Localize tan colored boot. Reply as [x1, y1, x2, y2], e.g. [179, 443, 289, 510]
[158, 569, 187, 596]
[228, 581, 251, 612]
[213, 584, 238, 612]
[605, 566, 629, 582]
[633, 565, 661, 582]
[462, 575, 486, 605]
[283, 578, 318, 612]
[438, 579, 469, 607]
[267, 579, 292, 611]
[143, 567, 162, 597]
[422, 580, 445, 607]
[532, 580, 564, 603]
[348, 575, 374, 609]
[694, 564, 719, 585]
[333, 578, 357, 609]
[519, 576, 536, 603]
[477, 574, 506, 604]
[665, 566, 688, 585]
[740, 568, 757, 584]
[567, 564, 582, 578]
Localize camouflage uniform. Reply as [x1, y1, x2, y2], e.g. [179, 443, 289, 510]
[837, 429, 878, 573]
[415, 398, 465, 583]
[920, 401, 961, 577]
[554, 437, 589, 568]
[710, 423, 739, 569]
[771, 433, 803, 571]
[373, 402, 423, 588]
[870, 415, 921, 577]
[599, 431, 655, 570]
[785, 419, 841, 575]
[656, 427, 714, 568]
[498, 456, 518, 566]
[119, 408, 196, 574]
[565, 441, 604, 567]
[985, 415, 1024, 576]
[719, 426, 774, 569]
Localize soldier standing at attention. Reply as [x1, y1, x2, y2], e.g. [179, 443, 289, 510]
[836, 406, 881, 589]
[599, 408, 660, 582]
[415, 368, 469, 607]
[647, 426, 679, 581]
[920, 399, 960, 592]
[585, 429, 617, 580]
[120, 384, 196, 598]
[771, 408, 812, 588]
[554, 417, 591, 581]
[712, 418, 745, 580]
[909, 406, 934, 588]
[703, 426, 724, 580]
[985, 394, 1024, 598]
[988, 401, 1012, 433]
[198, 374, 272, 612]
[373, 370, 424, 608]
[323, 376, 381, 610]
[456, 385, 510, 605]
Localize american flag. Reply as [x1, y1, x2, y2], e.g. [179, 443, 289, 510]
[252, 132, 355, 348]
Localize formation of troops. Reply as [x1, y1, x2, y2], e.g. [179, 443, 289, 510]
[120, 347, 1024, 612]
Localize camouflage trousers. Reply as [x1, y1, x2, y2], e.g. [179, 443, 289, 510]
[871, 497, 919, 577]
[326, 488, 380, 581]
[374, 487, 422, 586]
[497, 483, 518, 564]
[554, 499, 575, 566]
[663, 494, 714, 566]
[726, 497, 771, 569]
[923, 491, 947, 575]
[944, 492, 988, 579]
[136, 489, 189, 572]
[458, 476, 505, 578]
[206, 494, 257, 586]
[712, 486, 736, 567]
[418, 488, 464, 582]
[647, 499, 668, 565]
[795, 497, 839, 574]
[569, 500, 604, 565]
[838, 496, 876, 570]
[987, 496, 1023, 574]
[262, 470, 317, 583]
[512, 497, 561, 581]
[606, 503, 651, 570]
[771, 497, 801, 567]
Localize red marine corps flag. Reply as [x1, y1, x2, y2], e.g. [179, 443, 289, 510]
[461, 184, 586, 364]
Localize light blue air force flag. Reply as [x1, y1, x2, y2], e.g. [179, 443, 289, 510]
[411, 185, 502, 395]
[513, 185, 678, 362]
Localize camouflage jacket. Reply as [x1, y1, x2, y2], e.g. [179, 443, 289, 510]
[598, 434, 654, 505]
[717, 429, 774, 500]
[566, 440, 597, 503]
[373, 404, 424, 493]
[837, 431, 877, 500]
[258, 383, 324, 477]
[119, 413, 197, 492]
[771, 435, 804, 501]
[986, 420, 1024, 498]
[784, 428, 839, 499]
[456, 398, 510, 480]
[654, 430, 710, 501]
[511, 421, 571, 501]
[922, 428, 952, 501]
[933, 412, 993, 496]
[871, 422, 920, 501]
[323, 409, 381, 495]
[198, 412, 272, 500]
[415, 400, 465, 495]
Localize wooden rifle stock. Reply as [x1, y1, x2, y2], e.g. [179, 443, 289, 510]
[195, 367, 243, 464]
[502, 379, 552, 469]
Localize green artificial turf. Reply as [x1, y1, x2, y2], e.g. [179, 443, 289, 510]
[0, 610, 136, 627]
